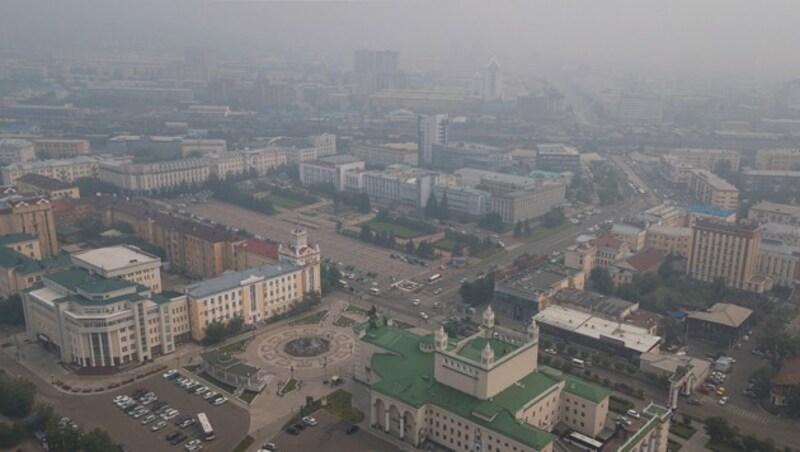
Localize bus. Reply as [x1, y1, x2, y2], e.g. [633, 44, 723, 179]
[368, 287, 381, 295]
[428, 274, 442, 284]
[197, 412, 215, 441]
[565, 431, 603, 451]
[572, 358, 585, 368]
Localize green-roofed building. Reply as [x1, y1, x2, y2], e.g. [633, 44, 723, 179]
[354, 306, 614, 452]
[21, 267, 190, 369]
[0, 246, 72, 298]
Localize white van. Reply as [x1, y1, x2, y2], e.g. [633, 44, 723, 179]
[368, 287, 381, 296]
[572, 358, 585, 368]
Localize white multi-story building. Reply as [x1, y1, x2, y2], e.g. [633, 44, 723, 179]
[658, 156, 694, 187]
[433, 186, 492, 217]
[265, 133, 336, 164]
[71, 245, 162, 293]
[361, 165, 440, 208]
[22, 269, 191, 368]
[299, 155, 365, 191]
[748, 201, 800, 226]
[646, 225, 693, 258]
[755, 148, 800, 171]
[0, 139, 36, 166]
[757, 239, 800, 288]
[669, 148, 740, 173]
[2, 156, 116, 185]
[417, 114, 448, 167]
[490, 183, 566, 224]
[688, 169, 739, 211]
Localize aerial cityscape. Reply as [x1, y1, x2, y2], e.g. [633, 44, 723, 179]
[0, 1, 799, 451]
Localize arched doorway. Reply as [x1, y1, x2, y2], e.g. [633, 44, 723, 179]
[374, 398, 387, 430]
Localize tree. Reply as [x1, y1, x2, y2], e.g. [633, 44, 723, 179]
[452, 241, 465, 257]
[711, 277, 727, 298]
[479, 213, 505, 233]
[0, 295, 24, 327]
[751, 367, 777, 398]
[321, 264, 343, 295]
[357, 193, 371, 213]
[704, 416, 738, 444]
[589, 268, 614, 295]
[358, 224, 374, 242]
[0, 374, 36, 418]
[424, 193, 439, 218]
[227, 315, 244, 336]
[542, 207, 566, 228]
[405, 240, 416, 254]
[79, 428, 117, 452]
[659, 317, 684, 347]
[513, 221, 523, 237]
[438, 193, 450, 220]
[203, 321, 229, 345]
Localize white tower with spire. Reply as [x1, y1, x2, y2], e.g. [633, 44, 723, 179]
[482, 305, 495, 329]
[278, 226, 321, 293]
[435, 326, 448, 352]
[481, 341, 495, 367]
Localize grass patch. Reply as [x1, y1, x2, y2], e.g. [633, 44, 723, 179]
[334, 316, 357, 328]
[474, 247, 504, 260]
[284, 389, 365, 427]
[290, 309, 328, 326]
[197, 372, 236, 394]
[267, 194, 311, 210]
[609, 395, 634, 414]
[217, 338, 251, 354]
[232, 435, 254, 452]
[363, 220, 425, 239]
[183, 365, 200, 373]
[238, 390, 259, 404]
[433, 238, 458, 252]
[667, 439, 682, 452]
[669, 423, 696, 440]
[346, 304, 369, 316]
[523, 223, 571, 244]
[393, 320, 415, 330]
[279, 378, 298, 396]
[706, 441, 740, 452]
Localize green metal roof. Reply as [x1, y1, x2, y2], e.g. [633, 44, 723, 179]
[0, 233, 36, 245]
[0, 247, 43, 275]
[538, 366, 613, 403]
[152, 291, 184, 304]
[456, 337, 519, 364]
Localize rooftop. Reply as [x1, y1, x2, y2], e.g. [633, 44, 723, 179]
[750, 201, 800, 216]
[234, 239, 279, 260]
[318, 154, 363, 165]
[72, 245, 160, 271]
[692, 218, 760, 235]
[647, 225, 691, 237]
[743, 169, 800, 176]
[0, 232, 36, 245]
[456, 337, 519, 363]
[16, 173, 73, 191]
[689, 204, 734, 218]
[592, 234, 626, 251]
[772, 357, 800, 386]
[690, 169, 739, 191]
[620, 248, 666, 273]
[533, 305, 661, 354]
[555, 289, 636, 318]
[183, 262, 299, 298]
[687, 303, 752, 328]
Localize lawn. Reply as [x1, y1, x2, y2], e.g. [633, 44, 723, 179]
[522, 223, 571, 244]
[706, 441, 741, 452]
[284, 389, 365, 427]
[290, 309, 329, 326]
[334, 316, 357, 328]
[267, 194, 309, 210]
[238, 390, 259, 404]
[217, 338, 251, 354]
[667, 439, 682, 452]
[433, 238, 458, 252]
[669, 423, 696, 440]
[475, 247, 505, 260]
[363, 220, 426, 239]
[197, 372, 236, 394]
[609, 395, 634, 414]
[232, 436, 254, 452]
[345, 304, 369, 316]
[279, 378, 298, 396]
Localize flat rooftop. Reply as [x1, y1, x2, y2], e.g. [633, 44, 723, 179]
[687, 303, 752, 328]
[456, 337, 520, 363]
[555, 289, 636, 318]
[72, 245, 159, 271]
[184, 262, 299, 298]
[534, 305, 661, 354]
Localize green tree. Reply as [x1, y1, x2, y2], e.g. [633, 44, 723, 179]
[751, 367, 777, 398]
[513, 221, 523, 237]
[0, 295, 24, 327]
[424, 193, 439, 218]
[439, 193, 450, 220]
[479, 213, 505, 233]
[0, 374, 36, 418]
[226, 314, 244, 335]
[358, 224, 374, 242]
[589, 268, 614, 295]
[404, 240, 416, 254]
[542, 207, 566, 228]
[704, 416, 738, 444]
[203, 321, 229, 345]
[321, 264, 343, 295]
[79, 428, 117, 452]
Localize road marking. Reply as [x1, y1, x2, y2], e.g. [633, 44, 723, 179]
[697, 396, 769, 424]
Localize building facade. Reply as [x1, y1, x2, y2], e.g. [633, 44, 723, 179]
[352, 144, 418, 167]
[71, 245, 162, 293]
[748, 201, 800, 226]
[0, 196, 58, 258]
[687, 169, 738, 211]
[490, 184, 566, 224]
[645, 226, 693, 258]
[755, 148, 800, 171]
[757, 239, 800, 288]
[418, 114, 449, 168]
[1, 156, 109, 186]
[0, 138, 36, 166]
[32, 139, 91, 159]
[742, 170, 800, 194]
[669, 148, 740, 173]
[16, 174, 80, 200]
[536, 144, 581, 173]
[299, 155, 365, 191]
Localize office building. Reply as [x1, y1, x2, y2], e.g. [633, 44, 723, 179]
[748, 201, 800, 226]
[610, 223, 646, 252]
[536, 144, 581, 173]
[32, 139, 91, 159]
[762, 222, 800, 246]
[493, 265, 585, 322]
[265, 133, 336, 164]
[490, 183, 566, 224]
[482, 58, 504, 102]
[608, 248, 666, 287]
[432, 186, 492, 218]
[361, 165, 440, 209]
[687, 220, 771, 293]
[755, 149, 800, 171]
[0, 139, 36, 166]
[770, 357, 800, 407]
[16, 174, 80, 200]
[687, 169, 738, 211]
[757, 239, 800, 288]
[354, 49, 399, 74]
[592, 235, 631, 268]
[1, 156, 110, 186]
[356, 309, 671, 452]
[742, 170, 800, 194]
[417, 114, 448, 167]
[669, 148, 740, 173]
[22, 269, 191, 368]
[645, 225, 693, 258]
[181, 138, 227, 157]
[616, 92, 663, 125]
[658, 156, 694, 187]
[108, 135, 184, 160]
[641, 203, 685, 228]
[299, 155, 365, 191]
[455, 168, 538, 196]
[352, 144, 418, 167]
[71, 245, 162, 293]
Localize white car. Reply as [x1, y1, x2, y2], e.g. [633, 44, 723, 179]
[162, 410, 179, 420]
[616, 416, 631, 426]
[163, 369, 178, 378]
[302, 416, 318, 426]
[194, 386, 208, 395]
[213, 397, 228, 406]
[419, 312, 429, 320]
[412, 298, 421, 306]
[141, 414, 157, 425]
[626, 409, 640, 419]
[203, 391, 218, 400]
[113, 395, 127, 404]
[718, 396, 729, 405]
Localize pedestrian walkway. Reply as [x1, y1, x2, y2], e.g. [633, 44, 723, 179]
[697, 395, 771, 424]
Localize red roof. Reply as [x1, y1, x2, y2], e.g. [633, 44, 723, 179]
[773, 357, 800, 386]
[592, 234, 625, 250]
[235, 239, 279, 260]
[624, 248, 666, 272]
[50, 199, 71, 212]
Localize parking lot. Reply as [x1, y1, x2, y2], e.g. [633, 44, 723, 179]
[266, 409, 398, 452]
[186, 201, 430, 288]
[59, 371, 249, 452]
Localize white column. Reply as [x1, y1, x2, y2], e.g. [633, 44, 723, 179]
[399, 417, 405, 440]
[385, 410, 390, 433]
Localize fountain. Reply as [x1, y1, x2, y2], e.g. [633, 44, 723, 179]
[283, 336, 331, 357]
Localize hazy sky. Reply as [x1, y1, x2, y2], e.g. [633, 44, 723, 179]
[1, 0, 798, 78]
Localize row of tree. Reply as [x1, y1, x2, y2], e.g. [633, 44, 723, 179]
[424, 193, 450, 220]
[479, 213, 505, 233]
[459, 273, 496, 307]
[206, 176, 276, 215]
[704, 416, 780, 452]
[202, 315, 245, 345]
[321, 263, 343, 295]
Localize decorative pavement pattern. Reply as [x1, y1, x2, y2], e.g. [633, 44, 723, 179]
[257, 326, 354, 371]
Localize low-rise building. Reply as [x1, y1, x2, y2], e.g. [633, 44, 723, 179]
[361, 165, 440, 209]
[669, 148, 740, 173]
[645, 225, 693, 258]
[299, 154, 365, 191]
[22, 269, 191, 368]
[352, 144, 418, 167]
[770, 357, 800, 407]
[641, 203, 686, 227]
[0, 195, 59, 258]
[611, 223, 646, 252]
[0, 247, 71, 297]
[0, 232, 42, 259]
[1, 156, 111, 186]
[16, 174, 80, 200]
[536, 144, 581, 173]
[107, 135, 184, 159]
[748, 201, 800, 226]
[608, 248, 666, 286]
[32, 138, 91, 159]
[233, 239, 279, 271]
[755, 148, 800, 171]
[554, 289, 639, 320]
[265, 133, 336, 164]
[687, 303, 752, 348]
[688, 169, 738, 211]
[181, 138, 227, 157]
[687, 204, 736, 225]
[658, 156, 693, 187]
[742, 169, 800, 194]
[0, 138, 36, 166]
[592, 235, 631, 268]
[564, 242, 596, 274]
[493, 266, 585, 322]
[455, 168, 538, 195]
[71, 245, 162, 293]
[762, 222, 800, 246]
[433, 186, 492, 218]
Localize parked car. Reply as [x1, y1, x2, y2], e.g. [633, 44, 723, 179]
[302, 416, 317, 426]
[163, 369, 178, 379]
[286, 427, 299, 436]
[203, 391, 218, 400]
[626, 410, 640, 419]
[345, 425, 360, 435]
[213, 397, 228, 406]
[141, 414, 157, 425]
[687, 399, 701, 406]
[262, 443, 277, 451]
[718, 396, 729, 405]
[170, 433, 187, 446]
[151, 421, 167, 432]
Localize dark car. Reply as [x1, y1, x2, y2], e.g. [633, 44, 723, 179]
[170, 433, 187, 445]
[286, 427, 299, 436]
[294, 422, 306, 431]
[345, 425, 360, 435]
[117, 444, 131, 452]
[166, 431, 181, 441]
[687, 399, 701, 406]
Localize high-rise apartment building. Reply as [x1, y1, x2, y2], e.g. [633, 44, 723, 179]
[482, 57, 504, 102]
[687, 220, 771, 293]
[417, 114, 448, 168]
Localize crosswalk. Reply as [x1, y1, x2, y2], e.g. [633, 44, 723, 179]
[697, 395, 771, 424]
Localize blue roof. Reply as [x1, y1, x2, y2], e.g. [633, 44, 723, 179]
[668, 311, 688, 320]
[689, 204, 732, 217]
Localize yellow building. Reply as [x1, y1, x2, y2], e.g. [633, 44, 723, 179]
[646, 225, 693, 258]
[0, 196, 58, 258]
[755, 148, 800, 171]
[687, 169, 739, 211]
[32, 138, 91, 158]
[16, 173, 80, 200]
